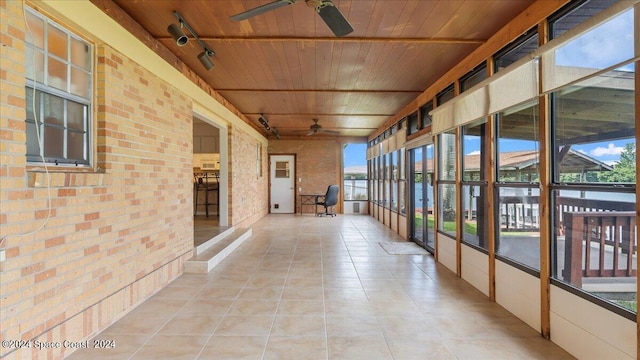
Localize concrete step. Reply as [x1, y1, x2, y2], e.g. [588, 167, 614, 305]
[194, 226, 235, 256]
[184, 228, 252, 274]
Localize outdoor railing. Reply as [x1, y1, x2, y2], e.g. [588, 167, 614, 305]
[562, 211, 637, 287]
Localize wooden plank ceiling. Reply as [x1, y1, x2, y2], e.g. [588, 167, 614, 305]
[104, 0, 536, 139]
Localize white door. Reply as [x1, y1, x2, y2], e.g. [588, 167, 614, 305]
[270, 155, 295, 213]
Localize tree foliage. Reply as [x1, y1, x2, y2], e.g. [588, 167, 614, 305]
[598, 143, 636, 183]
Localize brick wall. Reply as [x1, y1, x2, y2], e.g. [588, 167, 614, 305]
[228, 125, 269, 228]
[268, 139, 342, 213]
[0, 3, 194, 358]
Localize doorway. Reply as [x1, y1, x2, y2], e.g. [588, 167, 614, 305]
[193, 116, 228, 227]
[270, 155, 295, 213]
[409, 144, 435, 252]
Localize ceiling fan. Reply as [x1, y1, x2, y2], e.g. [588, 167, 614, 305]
[305, 118, 340, 136]
[231, 0, 354, 37]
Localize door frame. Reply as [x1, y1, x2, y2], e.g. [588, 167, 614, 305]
[192, 111, 228, 226]
[409, 143, 435, 253]
[269, 154, 297, 214]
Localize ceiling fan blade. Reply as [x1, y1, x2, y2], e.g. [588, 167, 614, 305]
[231, 0, 296, 21]
[317, 1, 354, 37]
[307, 129, 318, 136]
[319, 129, 340, 135]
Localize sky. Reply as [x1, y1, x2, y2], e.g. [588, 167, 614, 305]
[344, 143, 367, 167]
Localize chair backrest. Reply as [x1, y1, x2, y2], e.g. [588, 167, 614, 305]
[324, 185, 339, 207]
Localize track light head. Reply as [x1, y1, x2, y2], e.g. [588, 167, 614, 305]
[258, 115, 270, 130]
[272, 128, 280, 139]
[167, 23, 188, 46]
[198, 51, 214, 70]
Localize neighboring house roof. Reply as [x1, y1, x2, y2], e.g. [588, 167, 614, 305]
[414, 149, 613, 173]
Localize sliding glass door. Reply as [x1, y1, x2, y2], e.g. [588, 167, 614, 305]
[409, 144, 435, 252]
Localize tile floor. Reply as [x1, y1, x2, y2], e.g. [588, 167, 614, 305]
[68, 215, 575, 360]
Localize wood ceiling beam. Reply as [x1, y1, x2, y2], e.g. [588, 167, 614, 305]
[158, 36, 487, 45]
[243, 112, 395, 116]
[217, 89, 422, 93]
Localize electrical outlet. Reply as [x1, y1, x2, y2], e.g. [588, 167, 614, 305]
[0, 249, 6, 263]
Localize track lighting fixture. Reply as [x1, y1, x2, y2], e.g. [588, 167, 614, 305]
[271, 127, 280, 140]
[258, 114, 270, 131]
[167, 23, 188, 46]
[167, 11, 216, 70]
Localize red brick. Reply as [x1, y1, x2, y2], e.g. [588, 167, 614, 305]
[45, 236, 65, 248]
[35, 268, 56, 282]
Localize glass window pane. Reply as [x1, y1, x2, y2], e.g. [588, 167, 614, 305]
[462, 184, 489, 249]
[421, 103, 433, 129]
[553, 189, 636, 312]
[553, 66, 635, 184]
[551, 0, 620, 39]
[391, 180, 398, 212]
[437, 85, 455, 106]
[438, 183, 457, 237]
[26, 121, 41, 157]
[497, 101, 540, 182]
[25, 46, 45, 83]
[494, 31, 538, 72]
[48, 56, 67, 91]
[42, 93, 64, 126]
[25, 10, 45, 49]
[461, 65, 487, 92]
[439, 132, 456, 181]
[48, 25, 67, 59]
[399, 150, 405, 180]
[70, 67, 90, 98]
[497, 186, 541, 270]
[67, 100, 85, 131]
[408, 112, 418, 134]
[67, 130, 85, 161]
[399, 181, 406, 215]
[43, 126, 64, 158]
[71, 37, 91, 70]
[462, 119, 486, 181]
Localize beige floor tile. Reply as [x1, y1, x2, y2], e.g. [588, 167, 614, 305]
[101, 311, 170, 335]
[323, 288, 368, 301]
[386, 338, 456, 360]
[157, 312, 222, 335]
[285, 276, 324, 287]
[227, 300, 279, 316]
[327, 335, 393, 360]
[214, 315, 274, 336]
[130, 334, 208, 359]
[264, 336, 327, 360]
[324, 299, 375, 317]
[444, 338, 525, 360]
[196, 286, 242, 300]
[198, 336, 268, 359]
[376, 315, 440, 339]
[325, 315, 382, 337]
[237, 286, 284, 300]
[501, 336, 577, 360]
[131, 297, 188, 314]
[271, 315, 326, 336]
[276, 299, 324, 316]
[246, 275, 288, 287]
[281, 285, 324, 300]
[153, 285, 203, 300]
[177, 298, 233, 315]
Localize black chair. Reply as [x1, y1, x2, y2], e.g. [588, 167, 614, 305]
[193, 172, 219, 217]
[315, 185, 339, 217]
